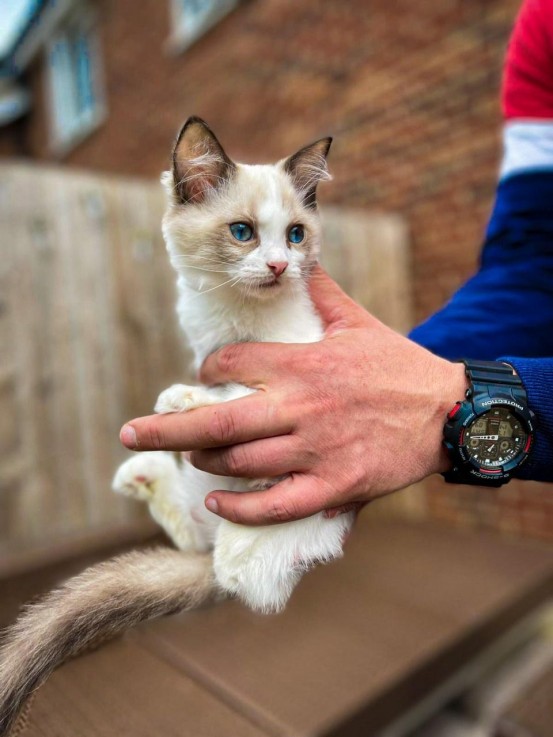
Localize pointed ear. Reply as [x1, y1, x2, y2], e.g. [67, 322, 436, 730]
[172, 117, 236, 204]
[283, 137, 332, 208]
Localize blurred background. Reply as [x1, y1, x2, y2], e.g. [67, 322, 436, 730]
[0, 2, 552, 736]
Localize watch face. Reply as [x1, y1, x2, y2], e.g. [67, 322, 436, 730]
[464, 407, 527, 469]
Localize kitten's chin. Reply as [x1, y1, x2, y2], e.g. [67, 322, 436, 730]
[239, 276, 291, 300]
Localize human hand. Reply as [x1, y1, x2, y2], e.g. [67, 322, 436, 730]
[120, 267, 467, 525]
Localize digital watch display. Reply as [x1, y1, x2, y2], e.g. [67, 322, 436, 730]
[464, 407, 527, 467]
[443, 360, 535, 486]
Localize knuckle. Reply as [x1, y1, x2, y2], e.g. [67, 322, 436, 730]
[215, 344, 242, 376]
[220, 444, 262, 476]
[348, 440, 373, 485]
[267, 497, 296, 523]
[224, 505, 243, 525]
[304, 384, 336, 417]
[206, 408, 237, 445]
[143, 421, 166, 451]
[298, 444, 318, 469]
[223, 447, 249, 476]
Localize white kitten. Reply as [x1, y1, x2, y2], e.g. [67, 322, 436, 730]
[0, 118, 354, 734]
[114, 117, 354, 613]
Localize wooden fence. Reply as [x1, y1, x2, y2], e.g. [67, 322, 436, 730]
[0, 162, 412, 569]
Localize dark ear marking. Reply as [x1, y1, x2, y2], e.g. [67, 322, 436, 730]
[284, 137, 332, 208]
[172, 116, 236, 204]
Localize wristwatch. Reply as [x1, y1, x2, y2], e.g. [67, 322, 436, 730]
[443, 359, 535, 486]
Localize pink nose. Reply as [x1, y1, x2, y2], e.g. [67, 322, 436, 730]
[267, 261, 288, 277]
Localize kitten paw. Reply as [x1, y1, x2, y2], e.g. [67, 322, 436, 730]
[113, 453, 210, 553]
[154, 384, 212, 414]
[112, 452, 177, 501]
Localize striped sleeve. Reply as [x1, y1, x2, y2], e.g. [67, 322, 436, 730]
[409, 0, 553, 481]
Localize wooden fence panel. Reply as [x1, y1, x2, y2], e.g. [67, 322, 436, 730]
[0, 164, 188, 562]
[0, 163, 411, 567]
[320, 208, 411, 334]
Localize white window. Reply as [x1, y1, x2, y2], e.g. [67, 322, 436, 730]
[46, 13, 105, 154]
[169, 0, 238, 52]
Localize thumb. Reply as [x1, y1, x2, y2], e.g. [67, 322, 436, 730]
[309, 265, 372, 333]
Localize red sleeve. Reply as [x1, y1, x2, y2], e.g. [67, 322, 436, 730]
[502, 0, 553, 119]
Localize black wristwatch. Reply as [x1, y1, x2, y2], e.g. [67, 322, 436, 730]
[443, 359, 535, 486]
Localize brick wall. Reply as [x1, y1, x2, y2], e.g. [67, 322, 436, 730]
[5, 0, 551, 541]
[12, 0, 521, 326]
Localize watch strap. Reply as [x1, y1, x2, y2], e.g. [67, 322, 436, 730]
[442, 468, 505, 487]
[462, 359, 524, 398]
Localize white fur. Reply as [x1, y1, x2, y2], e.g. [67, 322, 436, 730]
[113, 135, 354, 613]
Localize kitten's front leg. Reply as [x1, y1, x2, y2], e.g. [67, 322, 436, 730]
[116, 382, 251, 550]
[154, 382, 252, 414]
[112, 452, 200, 551]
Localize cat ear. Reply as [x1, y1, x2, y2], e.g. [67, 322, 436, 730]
[172, 117, 236, 204]
[283, 137, 332, 208]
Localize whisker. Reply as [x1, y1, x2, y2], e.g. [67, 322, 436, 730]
[172, 253, 237, 266]
[186, 274, 241, 301]
[171, 263, 229, 273]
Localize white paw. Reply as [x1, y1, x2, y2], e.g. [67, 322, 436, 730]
[112, 452, 177, 501]
[112, 453, 210, 553]
[154, 384, 211, 414]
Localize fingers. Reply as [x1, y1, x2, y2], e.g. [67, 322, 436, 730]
[205, 473, 335, 525]
[199, 269, 374, 387]
[308, 265, 372, 332]
[190, 435, 309, 478]
[120, 394, 292, 452]
[200, 341, 302, 386]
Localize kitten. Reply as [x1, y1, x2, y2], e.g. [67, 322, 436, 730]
[0, 118, 355, 735]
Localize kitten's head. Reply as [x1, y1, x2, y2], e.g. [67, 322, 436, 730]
[161, 117, 331, 300]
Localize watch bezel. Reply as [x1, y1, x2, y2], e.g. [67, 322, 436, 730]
[444, 393, 535, 483]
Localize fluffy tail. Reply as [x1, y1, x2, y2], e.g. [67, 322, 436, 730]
[0, 548, 215, 736]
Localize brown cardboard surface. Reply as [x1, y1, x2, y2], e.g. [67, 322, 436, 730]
[138, 517, 553, 737]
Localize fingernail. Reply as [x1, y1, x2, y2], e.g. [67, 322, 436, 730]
[120, 424, 137, 449]
[205, 497, 219, 514]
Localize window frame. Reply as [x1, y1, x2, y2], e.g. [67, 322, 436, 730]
[168, 0, 239, 54]
[45, 6, 106, 157]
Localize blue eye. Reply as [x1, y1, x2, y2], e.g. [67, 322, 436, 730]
[288, 225, 305, 244]
[230, 222, 253, 241]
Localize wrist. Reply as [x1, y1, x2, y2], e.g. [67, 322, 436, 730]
[431, 360, 470, 475]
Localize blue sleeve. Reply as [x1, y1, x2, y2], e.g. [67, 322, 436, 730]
[409, 172, 553, 481]
[409, 172, 553, 360]
[499, 357, 553, 481]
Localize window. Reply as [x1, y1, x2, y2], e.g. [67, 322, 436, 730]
[46, 13, 105, 154]
[170, 0, 238, 52]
